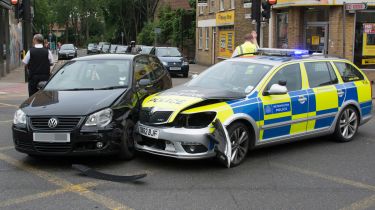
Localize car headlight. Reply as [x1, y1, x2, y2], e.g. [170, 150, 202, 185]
[162, 61, 168, 66]
[174, 112, 216, 128]
[182, 61, 189, 66]
[84, 108, 113, 127]
[13, 109, 26, 125]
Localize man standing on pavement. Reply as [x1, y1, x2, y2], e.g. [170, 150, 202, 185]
[23, 34, 54, 96]
[231, 33, 257, 58]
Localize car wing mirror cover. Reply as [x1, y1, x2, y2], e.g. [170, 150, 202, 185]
[265, 84, 288, 96]
[209, 119, 232, 168]
[138, 79, 151, 87]
[37, 81, 48, 90]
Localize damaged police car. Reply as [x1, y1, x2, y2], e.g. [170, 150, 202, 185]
[135, 49, 373, 167]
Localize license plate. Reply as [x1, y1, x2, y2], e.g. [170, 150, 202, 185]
[138, 125, 159, 139]
[33, 133, 70, 143]
[169, 67, 181, 70]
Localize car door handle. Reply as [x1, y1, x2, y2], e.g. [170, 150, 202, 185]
[298, 96, 307, 104]
[337, 90, 345, 97]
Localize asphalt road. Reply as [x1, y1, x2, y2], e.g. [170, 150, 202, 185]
[0, 50, 375, 210]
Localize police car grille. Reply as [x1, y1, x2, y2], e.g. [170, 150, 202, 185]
[167, 62, 182, 67]
[139, 110, 173, 125]
[30, 117, 81, 130]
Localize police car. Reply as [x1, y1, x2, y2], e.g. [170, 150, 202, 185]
[134, 48, 373, 167]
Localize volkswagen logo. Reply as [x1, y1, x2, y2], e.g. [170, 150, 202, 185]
[48, 118, 58, 128]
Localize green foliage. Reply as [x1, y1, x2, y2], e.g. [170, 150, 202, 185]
[137, 22, 156, 46]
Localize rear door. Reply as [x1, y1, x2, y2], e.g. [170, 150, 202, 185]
[259, 63, 308, 141]
[304, 61, 340, 131]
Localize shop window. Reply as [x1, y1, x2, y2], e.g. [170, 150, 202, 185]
[199, 6, 204, 15]
[205, 28, 210, 50]
[334, 62, 364, 82]
[198, 28, 203, 49]
[227, 32, 233, 51]
[231, 0, 235, 9]
[305, 62, 338, 88]
[220, 0, 224, 11]
[209, 0, 215, 13]
[367, 34, 375, 45]
[276, 13, 288, 49]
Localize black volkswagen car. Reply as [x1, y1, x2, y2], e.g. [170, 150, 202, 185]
[151, 47, 189, 78]
[58, 44, 77, 60]
[12, 54, 172, 159]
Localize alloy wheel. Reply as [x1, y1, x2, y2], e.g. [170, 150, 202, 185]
[339, 108, 358, 139]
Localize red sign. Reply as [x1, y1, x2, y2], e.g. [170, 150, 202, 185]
[345, 3, 367, 11]
[11, 0, 18, 5]
[364, 23, 375, 35]
[268, 0, 277, 5]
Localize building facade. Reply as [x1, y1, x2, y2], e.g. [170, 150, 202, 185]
[270, 0, 375, 69]
[196, 0, 269, 65]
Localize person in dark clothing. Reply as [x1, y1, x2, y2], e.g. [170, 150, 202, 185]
[22, 34, 53, 96]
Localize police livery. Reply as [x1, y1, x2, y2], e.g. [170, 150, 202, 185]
[134, 49, 373, 167]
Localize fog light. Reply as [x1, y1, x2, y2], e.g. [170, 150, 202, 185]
[96, 142, 104, 149]
[181, 142, 208, 154]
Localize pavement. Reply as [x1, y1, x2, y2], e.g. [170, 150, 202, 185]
[0, 52, 375, 209]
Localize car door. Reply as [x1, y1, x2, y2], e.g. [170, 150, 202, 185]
[304, 61, 339, 131]
[259, 63, 308, 141]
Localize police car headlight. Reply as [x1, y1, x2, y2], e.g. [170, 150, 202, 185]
[175, 112, 216, 128]
[13, 109, 26, 125]
[84, 108, 113, 128]
[162, 61, 168, 66]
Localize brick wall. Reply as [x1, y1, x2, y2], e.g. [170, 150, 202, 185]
[287, 7, 304, 49]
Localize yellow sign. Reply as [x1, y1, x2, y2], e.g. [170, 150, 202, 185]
[311, 36, 320, 45]
[218, 30, 235, 58]
[216, 10, 235, 26]
[363, 30, 375, 57]
[362, 58, 375, 65]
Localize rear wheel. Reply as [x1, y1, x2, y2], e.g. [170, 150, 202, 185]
[118, 120, 136, 160]
[227, 122, 250, 167]
[334, 106, 359, 142]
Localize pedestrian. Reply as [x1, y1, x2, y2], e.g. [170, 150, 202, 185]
[231, 33, 257, 57]
[250, 30, 260, 49]
[23, 34, 54, 96]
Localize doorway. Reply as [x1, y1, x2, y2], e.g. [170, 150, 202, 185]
[304, 22, 328, 54]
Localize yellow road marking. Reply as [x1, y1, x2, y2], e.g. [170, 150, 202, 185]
[340, 194, 375, 210]
[0, 153, 132, 210]
[0, 102, 18, 108]
[271, 162, 375, 191]
[0, 181, 101, 208]
[0, 146, 14, 151]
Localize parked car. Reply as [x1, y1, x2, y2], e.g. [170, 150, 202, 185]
[115, 45, 128, 54]
[151, 47, 189, 78]
[97, 42, 109, 53]
[12, 54, 172, 159]
[135, 48, 372, 167]
[58, 44, 77, 60]
[109, 44, 118, 53]
[138, 45, 154, 54]
[87, 43, 98, 54]
[100, 44, 110, 54]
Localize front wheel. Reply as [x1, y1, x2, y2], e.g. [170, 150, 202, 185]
[118, 120, 136, 160]
[227, 122, 251, 167]
[333, 106, 359, 142]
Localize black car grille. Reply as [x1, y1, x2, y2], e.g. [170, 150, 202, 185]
[139, 109, 173, 125]
[33, 142, 72, 153]
[30, 117, 82, 131]
[167, 62, 182, 67]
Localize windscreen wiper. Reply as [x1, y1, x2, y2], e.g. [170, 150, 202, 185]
[95, 86, 127, 90]
[60, 88, 95, 91]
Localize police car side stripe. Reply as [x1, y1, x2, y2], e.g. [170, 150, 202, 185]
[360, 101, 372, 108]
[316, 107, 339, 116]
[264, 116, 291, 125]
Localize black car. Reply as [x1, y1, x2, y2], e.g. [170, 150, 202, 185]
[58, 44, 77, 60]
[12, 54, 172, 159]
[151, 47, 189, 78]
[87, 43, 98, 54]
[115, 45, 128, 54]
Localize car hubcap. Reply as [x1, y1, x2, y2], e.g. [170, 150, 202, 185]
[230, 127, 249, 165]
[340, 109, 358, 139]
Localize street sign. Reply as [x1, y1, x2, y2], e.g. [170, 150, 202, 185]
[345, 3, 367, 11]
[121, 32, 124, 37]
[198, 0, 207, 6]
[154, 28, 161, 34]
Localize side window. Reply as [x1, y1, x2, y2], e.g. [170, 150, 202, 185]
[149, 57, 166, 79]
[334, 62, 364, 82]
[134, 56, 152, 82]
[305, 62, 338, 88]
[266, 63, 302, 92]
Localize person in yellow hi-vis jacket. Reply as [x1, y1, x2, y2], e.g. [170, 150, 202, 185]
[231, 32, 257, 57]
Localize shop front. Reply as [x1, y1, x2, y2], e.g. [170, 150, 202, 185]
[216, 10, 235, 60]
[354, 10, 375, 68]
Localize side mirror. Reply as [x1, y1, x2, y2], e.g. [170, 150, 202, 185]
[37, 81, 47, 90]
[192, 74, 199, 79]
[138, 79, 151, 88]
[264, 84, 287, 96]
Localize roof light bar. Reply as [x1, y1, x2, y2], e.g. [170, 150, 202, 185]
[257, 48, 309, 56]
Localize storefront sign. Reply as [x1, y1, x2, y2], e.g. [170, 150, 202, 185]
[345, 3, 367, 11]
[312, 36, 320, 45]
[218, 30, 235, 58]
[198, 0, 208, 6]
[244, 3, 252, 8]
[364, 23, 375, 34]
[216, 11, 235, 26]
[362, 58, 375, 65]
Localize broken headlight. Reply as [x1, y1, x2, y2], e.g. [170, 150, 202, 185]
[174, 112, 216, 128]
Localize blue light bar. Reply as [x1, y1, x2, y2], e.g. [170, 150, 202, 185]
[257, 48, 309, 56]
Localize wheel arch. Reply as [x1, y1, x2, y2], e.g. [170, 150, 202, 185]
[223, 113, 258, 149]
[330, 100, 362, 133]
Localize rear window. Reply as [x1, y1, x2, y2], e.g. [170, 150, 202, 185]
[334, 62, 364, 82]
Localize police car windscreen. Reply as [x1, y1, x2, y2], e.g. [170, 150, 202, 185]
[188, 61, 272, 94]
[45, 60, 130, 91]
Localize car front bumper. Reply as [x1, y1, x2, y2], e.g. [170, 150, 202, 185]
[164, 65, 189, 74]
[134, 123, 216, 160]
[58, 53, 75, 59]
[12, 125, 123, 156]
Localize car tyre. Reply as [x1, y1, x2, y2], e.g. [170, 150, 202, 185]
[183, 72, 189, 78]
[118, 119, 136, 160]
[333, 106, 359, 142]
[227, 122, 251, 167]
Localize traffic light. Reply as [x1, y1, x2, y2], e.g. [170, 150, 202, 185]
[251, 0, 261, 20]
[262, 0, 277, 20]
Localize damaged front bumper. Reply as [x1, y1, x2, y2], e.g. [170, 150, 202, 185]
[134, 120, 232, 167]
